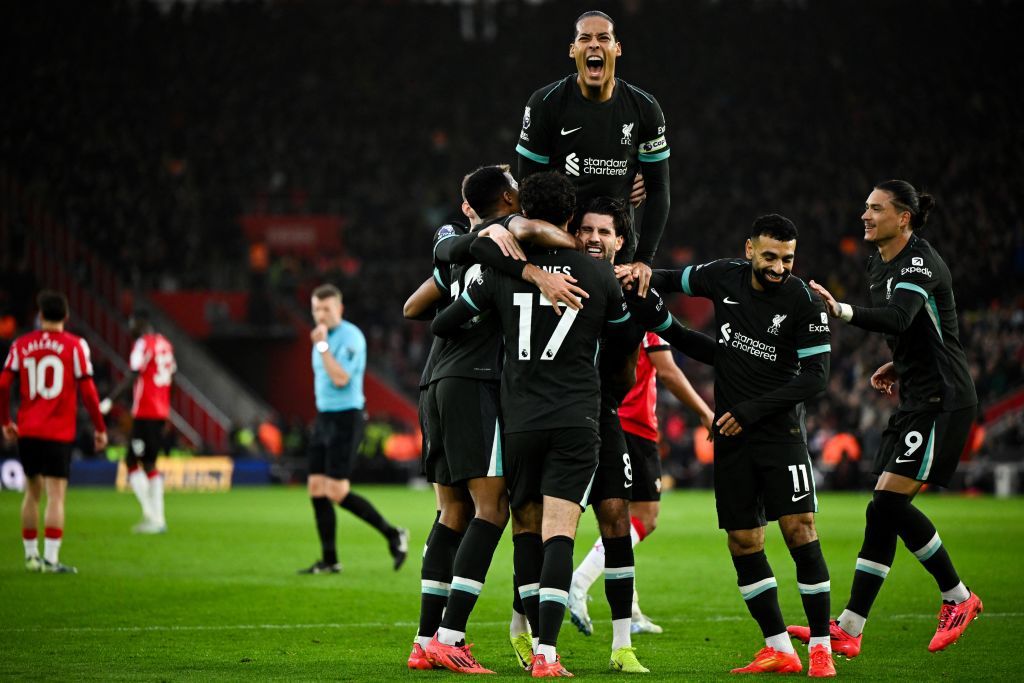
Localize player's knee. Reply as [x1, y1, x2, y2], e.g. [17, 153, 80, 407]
[871, 490, 910, 521]
[727, 529, 764, 556]
[779, 515, 817, 548]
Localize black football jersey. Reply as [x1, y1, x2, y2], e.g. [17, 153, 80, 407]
[679, 259, 831, 443]
[460, 249, 630, 433]
[428, 219, 504, 384]
[863, 235, 976, 411]
[515, 75, 669, 206]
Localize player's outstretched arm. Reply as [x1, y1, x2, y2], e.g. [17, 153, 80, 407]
[656, 317, 716, 366]
[505, 215, 576, 251]
[469, 239, 588, 315]
[404, 276, 443, 321]
[649, 349, 715, 431]
[101, 371, 137, 413]
[434, 232, 479, 265]
[809, 278, 925, 334]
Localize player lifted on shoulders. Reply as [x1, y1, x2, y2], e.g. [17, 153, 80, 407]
[516, 10, 670, 298]
[0, 290, 108, 573]
[102, 310, 176, 533]
[789, 180, 982, 656]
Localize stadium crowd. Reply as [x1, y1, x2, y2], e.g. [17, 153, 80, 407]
[2, 0, 1022, 477]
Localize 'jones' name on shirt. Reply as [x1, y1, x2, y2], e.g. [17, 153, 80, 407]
[539, 265, 572, 275]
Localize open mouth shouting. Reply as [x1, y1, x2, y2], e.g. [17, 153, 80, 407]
[585, 54, 604, 81]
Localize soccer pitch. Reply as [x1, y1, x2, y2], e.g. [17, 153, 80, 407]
[2, 486, 1020, 680]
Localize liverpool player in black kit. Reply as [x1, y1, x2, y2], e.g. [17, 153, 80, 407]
[433, 172, 635, 677]
[651, 215, 837, 677]
[791, 181, 982, 657]
[516, 10, 670, 298]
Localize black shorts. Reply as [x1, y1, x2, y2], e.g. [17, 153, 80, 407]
[875, 406, 976, 488]
[19, 438, 72, 479]
[127, 418, 165, 469]
[714, 439, 817, 531]
[423, 378, 502, 486]
[308, 409, 366, 480]
[588, 403, 633, 505]
[624, 430, 662, 502]
[507, 428, 599, 510]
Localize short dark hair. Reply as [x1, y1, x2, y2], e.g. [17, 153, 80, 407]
[574, 10, 616, 40]
[520, 172, 576, 227]
[130, 309, 153, 335]
[572, 196, 632, 240]
[751, 214, 798, 242]
[37, 290, 68, 322]
[875, 179, 935, 230]
[312, 284, 342, 302]
[462, 164, 514, 219]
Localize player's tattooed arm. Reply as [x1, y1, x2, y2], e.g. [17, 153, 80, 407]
[476, 224, 527, 261]
[403, 276, 443, 321]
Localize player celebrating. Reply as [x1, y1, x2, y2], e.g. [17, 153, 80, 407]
[516, 10, 671, 297]
[567, 204, 715, 640]
[0, 290, 108, 573]
[651, 215, 836, 676]
[101, 310, 176, 533]
[790, 181, 982, 655]
[300, 284, 408, 575]
[432, 172, 637, 677]
[417, 166, 583, 674]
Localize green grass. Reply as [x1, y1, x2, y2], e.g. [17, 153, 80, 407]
[1, 486, 1020, 680]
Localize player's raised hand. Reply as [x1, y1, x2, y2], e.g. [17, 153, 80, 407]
[2, 422, 17, 444]
[808, 279, 841, 317]
[310, 324, 328, 343]
[478, 225, 526, 261]
[870, 361, 898, 395]
[630, 172, 647, 207]
[94, 430, 108, 451]
[527, 267, 588, 315]
[716, 411, 743, 437]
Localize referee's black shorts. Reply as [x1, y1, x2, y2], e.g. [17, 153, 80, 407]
[308, 409, 366, 480]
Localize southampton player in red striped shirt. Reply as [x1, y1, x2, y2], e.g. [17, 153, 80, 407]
[0, 290, 107, 573]
[102, 310, 176, 533]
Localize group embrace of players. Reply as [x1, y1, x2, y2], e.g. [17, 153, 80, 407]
[400, 10, 983, 678]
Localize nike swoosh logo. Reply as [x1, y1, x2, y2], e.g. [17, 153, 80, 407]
[723, 297, 739, 305]
[791, 493, 811, 502]
[895, 456, 916, 463]
[560, 127, 582, 135]
[624, 482, 632, 488]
